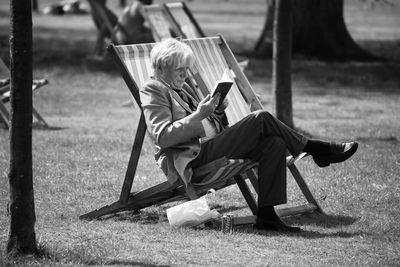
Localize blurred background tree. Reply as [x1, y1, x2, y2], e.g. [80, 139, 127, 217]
[255, 0, 379, 60]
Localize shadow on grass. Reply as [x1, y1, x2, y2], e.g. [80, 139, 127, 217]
[33, 125, 68, 131]
[0, 33, 120, 74]
[211, 212, 365, 238]
[283, 212, 359, 228]
[1, 125, 67, 131]
[247, 228, 369, 239]
[212, 204, 248, 214]
[102, 209, 167, 224]
[100, 204, 250, 224]
[356, 135, 398, 143]
[230, 213, 365, 238]
[31, 243, 168, 267]
[101, 209, 367, 240]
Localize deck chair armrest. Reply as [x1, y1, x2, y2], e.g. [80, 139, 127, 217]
[286, 152, 309, 166]
[32, 79, 49, 91]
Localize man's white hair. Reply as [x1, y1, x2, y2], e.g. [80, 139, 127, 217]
[151, 38, 195, 73]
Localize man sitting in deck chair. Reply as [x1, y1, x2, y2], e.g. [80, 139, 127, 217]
[112, 0, 155, 45]
[140, 39, 359, 232]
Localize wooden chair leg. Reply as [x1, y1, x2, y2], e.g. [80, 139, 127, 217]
[119, 114, 147, 203]
[288, 163, 322, 213]
[234, 175, 258, 215]
[32, 105, 49, 127]
[245, 168, 259, 194]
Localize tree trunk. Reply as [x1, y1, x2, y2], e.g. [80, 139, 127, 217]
[272, 0, 294, 128]
[7, 0, 36, 255]
[255, 0, 375, 60]
[254, 0, 274, 57]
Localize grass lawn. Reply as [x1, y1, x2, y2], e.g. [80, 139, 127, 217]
[0, 0, 400, 265]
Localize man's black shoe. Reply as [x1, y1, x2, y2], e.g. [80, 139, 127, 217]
[313, 141, 358, 168]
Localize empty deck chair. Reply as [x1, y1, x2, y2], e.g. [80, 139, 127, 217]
[140, 4, 182, 41]
[0, 58, 49, 129]
[163, 2, 205, 39]
[79, 35, 322, 222]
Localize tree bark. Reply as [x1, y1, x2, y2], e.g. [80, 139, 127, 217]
[7, 0, 37, 255]
[254, 0, 274, 57]
[272, 0, 294, 128]
[255, 0, 375, 60]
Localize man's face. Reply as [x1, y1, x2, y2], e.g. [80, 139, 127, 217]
[161, 64, 189, 89]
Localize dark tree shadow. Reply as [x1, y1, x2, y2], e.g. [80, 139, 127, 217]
[34, 243, 169, 267]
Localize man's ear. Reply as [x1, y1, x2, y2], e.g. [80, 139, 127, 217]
[156, 65, 164, 76]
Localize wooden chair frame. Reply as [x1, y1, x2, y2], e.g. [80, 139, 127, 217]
[79, 35, 322, 222]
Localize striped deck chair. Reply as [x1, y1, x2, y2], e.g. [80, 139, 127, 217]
[140, 4, 182, 41]
[80, 35, 322, 222]
[0, 58, 49, 129]
[163, 2, 205, 39]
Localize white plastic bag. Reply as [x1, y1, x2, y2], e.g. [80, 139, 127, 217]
[166, 195, 220, 228]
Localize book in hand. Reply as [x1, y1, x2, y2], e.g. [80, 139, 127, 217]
[211, 68, 234, 109]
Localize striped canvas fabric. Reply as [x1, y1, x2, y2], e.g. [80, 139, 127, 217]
[165, 2, 200, 39]
[193, 159, 258, 186]
[185, 37, 252, 124]
[114, 43, 154, 90]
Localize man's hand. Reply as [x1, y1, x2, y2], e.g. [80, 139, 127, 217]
[194, 94, 220, 119]
[215, 98, 229, 113]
